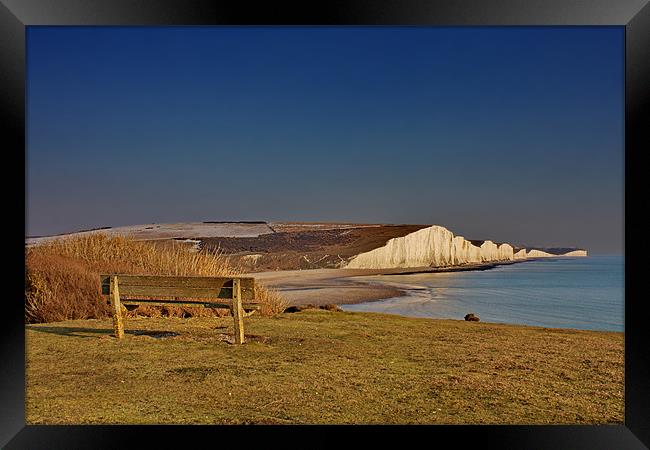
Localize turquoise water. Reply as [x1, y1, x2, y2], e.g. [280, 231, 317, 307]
[342, 256, 624, 332]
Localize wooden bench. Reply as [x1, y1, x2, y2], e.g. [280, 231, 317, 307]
[100, 274, 260, 344]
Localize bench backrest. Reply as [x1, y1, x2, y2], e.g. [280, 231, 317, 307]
[99, 274, 256, 302]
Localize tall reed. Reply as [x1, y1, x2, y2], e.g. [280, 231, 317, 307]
[25, 234, 287, 323]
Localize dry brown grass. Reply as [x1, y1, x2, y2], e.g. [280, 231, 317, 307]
[25, 234, 287, 323]
[32, 233, 236, 275]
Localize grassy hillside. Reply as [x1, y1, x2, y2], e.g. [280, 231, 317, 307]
[26, 310, 623, 424]
[199, 224, 428, 271]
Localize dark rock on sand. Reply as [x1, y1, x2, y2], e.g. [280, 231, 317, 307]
[284, 304, 316, 313]
[464, 313, 480, 322]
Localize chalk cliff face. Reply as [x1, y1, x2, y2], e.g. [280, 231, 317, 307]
[526, 249, 554, 258]
[345, 225, 512, 269]
[513, 249, 528, 259]
[562, 250, 588, 257]
[345, 225, 586, 269]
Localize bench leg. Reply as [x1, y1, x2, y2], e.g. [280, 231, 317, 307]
[232, 278, 245, 344]
[110, 275, 125, 339]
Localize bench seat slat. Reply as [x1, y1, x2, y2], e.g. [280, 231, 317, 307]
[105, 285, 254, 300]
[118, 299, 261, 310]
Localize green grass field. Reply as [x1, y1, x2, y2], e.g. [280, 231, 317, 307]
[25, 310, 623, 424]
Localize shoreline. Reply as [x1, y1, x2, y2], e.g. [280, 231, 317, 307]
[249, 258, 544, 307]
[251, 255, 621, 334]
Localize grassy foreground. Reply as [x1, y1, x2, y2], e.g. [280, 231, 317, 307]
[26, 310, 623, 425]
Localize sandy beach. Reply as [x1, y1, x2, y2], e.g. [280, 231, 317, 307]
[250, 268, 404, 306]
[249, 260, 526, 306]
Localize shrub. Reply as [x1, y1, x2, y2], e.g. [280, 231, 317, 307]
[25, 252, 111, 323]
[25, 234, 286, 323]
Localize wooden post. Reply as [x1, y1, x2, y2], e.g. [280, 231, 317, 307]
[231, 278, 245, 344]
[110, 275, 124, 339]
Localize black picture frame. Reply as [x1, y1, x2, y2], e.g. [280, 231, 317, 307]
[3, 0, 647, 448]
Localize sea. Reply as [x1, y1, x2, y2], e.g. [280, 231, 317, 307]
[341, 256, 624, 332]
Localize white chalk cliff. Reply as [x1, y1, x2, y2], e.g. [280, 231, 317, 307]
[560, 250, 588, 257]
[513, 249, 528, 259]
[525, 249, 554, 258]
[345, 225, 586, 269]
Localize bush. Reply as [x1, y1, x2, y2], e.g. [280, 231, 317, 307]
[25, 252, 111, 323]
[25, 234, 287, 323]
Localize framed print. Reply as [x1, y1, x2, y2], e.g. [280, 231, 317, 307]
[2, 0, 648, 448]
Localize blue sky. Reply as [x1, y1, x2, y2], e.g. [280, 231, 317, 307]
[27, 26, 624, 253]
